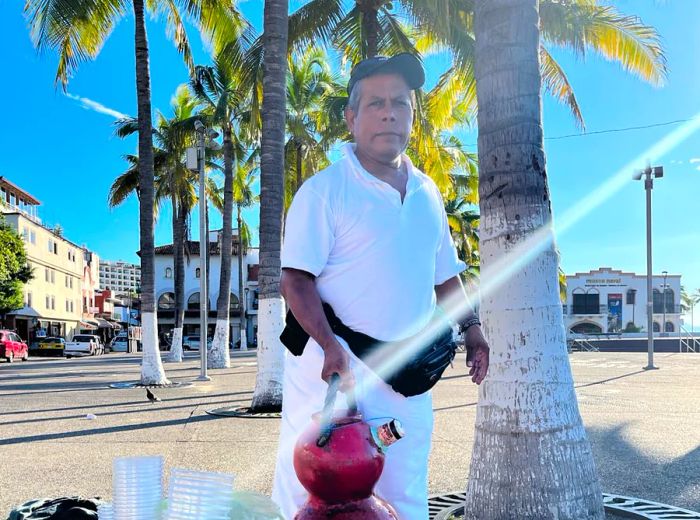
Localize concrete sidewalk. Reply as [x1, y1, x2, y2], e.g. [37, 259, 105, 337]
[0, 351, 698, 516]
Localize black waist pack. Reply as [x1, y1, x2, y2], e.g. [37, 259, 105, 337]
[279, 303, 458, 397]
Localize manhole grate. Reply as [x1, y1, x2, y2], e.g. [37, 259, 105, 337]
[206, 406, 281, 419]
[428, 492, 700, 520]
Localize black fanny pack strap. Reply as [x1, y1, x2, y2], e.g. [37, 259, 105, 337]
[279, 302, 457, 397]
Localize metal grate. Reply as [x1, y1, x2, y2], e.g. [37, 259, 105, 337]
[428, 492, 700, 520]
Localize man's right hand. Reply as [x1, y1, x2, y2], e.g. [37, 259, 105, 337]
[321, 340, 355, 393]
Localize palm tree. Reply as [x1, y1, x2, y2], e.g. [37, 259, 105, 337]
[250, 0, 289, 412]
[464, 1, 604, 517]
[25, 0, 245, 385]
[285, 0, 665, 129]
[190, 49, 251, 369]
[233, 162, 257, 351]
[111, 86, 200, 363]
[285, 47, 342, 201]
[681, 287, 700, 334]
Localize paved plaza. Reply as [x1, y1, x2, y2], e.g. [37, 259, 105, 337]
[0, 351, 698, 516]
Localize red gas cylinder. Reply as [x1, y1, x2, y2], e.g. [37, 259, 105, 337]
[293, 375, 403, 519]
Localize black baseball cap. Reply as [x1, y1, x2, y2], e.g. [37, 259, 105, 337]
[347, 53, 425, 96]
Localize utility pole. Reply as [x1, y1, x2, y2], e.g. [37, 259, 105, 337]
[634, 164, 663, 371]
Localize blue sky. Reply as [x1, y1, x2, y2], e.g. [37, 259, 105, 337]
[2, 1, 699, 318]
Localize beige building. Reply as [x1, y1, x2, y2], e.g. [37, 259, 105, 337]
[1, 177, 87, 342]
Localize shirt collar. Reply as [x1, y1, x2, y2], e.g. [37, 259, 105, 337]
[341, 143, 419, 192]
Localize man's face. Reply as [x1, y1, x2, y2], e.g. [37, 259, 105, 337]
[345, 73, 414, 163]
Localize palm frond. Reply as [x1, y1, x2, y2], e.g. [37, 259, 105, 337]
[540, 45, 585, 129]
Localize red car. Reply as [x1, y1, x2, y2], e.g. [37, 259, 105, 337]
[0, 330, 29, 363]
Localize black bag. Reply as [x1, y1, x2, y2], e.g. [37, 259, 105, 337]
[279, 303, 458, 397]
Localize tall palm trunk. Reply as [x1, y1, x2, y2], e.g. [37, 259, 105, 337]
[210, 125, 234, 368]
[358, 1, 381, 58]
[237, 204, 247, 351]
[251, 0, 289, 412]
[169, 192, 185, 362]
[465, 1, 603, 518]
[134, 0, 168, 385]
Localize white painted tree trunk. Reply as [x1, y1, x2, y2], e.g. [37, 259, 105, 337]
[140, 311, 169, 385]
[209, 318, 231, 368]
[240, 327, 248, 351]
[250, 297, 285, 411]
[168, 327, 183, 362]
[466, 1, 604, 517]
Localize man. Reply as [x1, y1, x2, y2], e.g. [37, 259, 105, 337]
[272, 53, 489, 519]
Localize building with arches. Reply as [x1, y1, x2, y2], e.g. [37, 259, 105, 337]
[564, 267, 681, 337]
[154, 229, 259, 347]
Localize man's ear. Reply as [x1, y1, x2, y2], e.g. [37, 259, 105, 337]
[345, 106, 355, 134]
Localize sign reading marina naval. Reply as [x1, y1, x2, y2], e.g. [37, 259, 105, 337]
[584, 278, 625, 287]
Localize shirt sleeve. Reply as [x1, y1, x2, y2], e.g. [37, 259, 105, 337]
[434, 196, 467, 285]
[281, 184, 335, 277]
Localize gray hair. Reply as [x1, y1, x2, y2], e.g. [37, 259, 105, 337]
[346, 77, 416, 114]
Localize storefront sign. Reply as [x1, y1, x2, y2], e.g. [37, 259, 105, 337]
[585, 278, 625, 287]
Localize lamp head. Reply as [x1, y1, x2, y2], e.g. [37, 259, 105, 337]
[194, 120, 205, 132]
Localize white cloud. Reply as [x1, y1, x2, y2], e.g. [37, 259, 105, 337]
[690, 158, 700, 164]
[65, 92, 129, 120]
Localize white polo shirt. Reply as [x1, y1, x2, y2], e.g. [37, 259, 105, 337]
[281, 143, 465, 342]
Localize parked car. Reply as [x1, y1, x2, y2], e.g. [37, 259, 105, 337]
[65, 334, 102, 357]
[0, 330, 29, 363]
[37, 337, 66, 357]
[182, 335, 213, 351]
[110, 335, 128, 353]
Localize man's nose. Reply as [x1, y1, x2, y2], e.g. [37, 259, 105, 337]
[381, 105, 397, 121]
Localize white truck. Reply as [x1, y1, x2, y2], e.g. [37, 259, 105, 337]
[65, 334, 103, 357]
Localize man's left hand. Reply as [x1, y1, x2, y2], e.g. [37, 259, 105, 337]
[464, 325, 489, 385]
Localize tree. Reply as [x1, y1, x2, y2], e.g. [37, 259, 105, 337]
[681, 286, 700, 334]
[110, 85, 200, 363]
[284, 47, 341, 204]
[190, 47, 251, 369]
[464, 1, 604, 518]
[0, 218, 33, 320]
[251, 0, 289, 412]
[25, 0, 245, 385]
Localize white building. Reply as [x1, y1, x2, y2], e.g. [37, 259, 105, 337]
[153, 229, 259, 347]
[564, 267, 682, 336]
[99, 260, 141, 294]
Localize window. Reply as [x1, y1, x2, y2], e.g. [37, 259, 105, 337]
[653, 322, 660, 332]
[48, 238, 53, 253]
[30, 230, 36, 244]
[665, 321, 674, 332]
[70, 301, 74, 313]
[66, 300, 70, 312]
[188, 292, 201, 310]
[195, 268, 201, 278]
[46, 295, 50, 309]
[230, 293, 239, 311]
[50, 270, 55, 284]
[51, 296, 55, 310]
[65, 275, 69, 288]
[70, 277, 73, 289]
[165, 267, 172, 279]
[158, 292, 175, 311]
[570, 322, 602, 334]
[45, 268, 49, 282]
[572, 293, 600, 314]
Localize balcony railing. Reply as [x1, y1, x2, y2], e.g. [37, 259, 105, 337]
[565, 305, 608, 316]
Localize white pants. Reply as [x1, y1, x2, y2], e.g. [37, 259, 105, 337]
[271, 336, 433, 520]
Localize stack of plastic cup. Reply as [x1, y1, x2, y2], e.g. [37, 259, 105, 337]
[97, 502, 113, 520]
[112, 455, 164, 520]
[164, 468, 235, 520]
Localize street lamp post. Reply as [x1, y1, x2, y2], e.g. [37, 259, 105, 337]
[242, 287, 249, 351]
[194, 120, 220, 381]
[634, 164, 663, 370]
[662, 270, 668, 337]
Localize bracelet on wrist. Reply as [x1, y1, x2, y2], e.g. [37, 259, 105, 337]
[460, 317, 481, 333]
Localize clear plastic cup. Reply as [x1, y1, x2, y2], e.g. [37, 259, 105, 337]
[112, 456, 163, 519]
[164, 468, 235, 520]
[97, 502, 113, 520]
